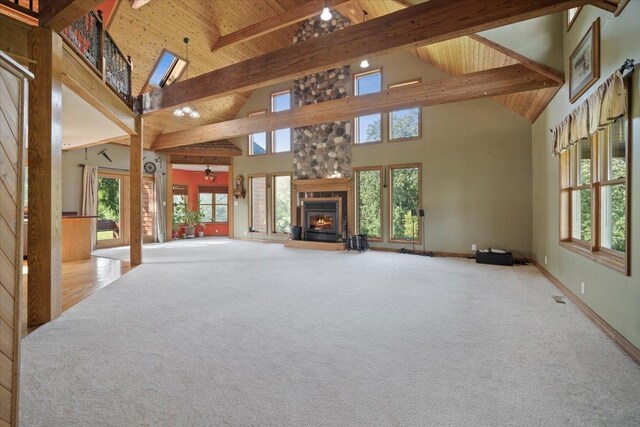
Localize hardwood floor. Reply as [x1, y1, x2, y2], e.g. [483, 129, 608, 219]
[21, 256, 132, 334]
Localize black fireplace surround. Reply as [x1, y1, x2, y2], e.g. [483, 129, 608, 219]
[304, 200, 339, 242]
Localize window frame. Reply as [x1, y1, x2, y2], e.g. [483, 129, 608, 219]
[388, 78, 422, 142]
[247, 110, 268, 156]
[559, 108, 631, 275]
[566, 7, 582, 31]
[213, 189, 229, 223]
[270, 90, 292, 154]
[388, 163, 423, 244]
[197, 186, 214, 224]
[353, 166, 384, 241]
[271, 172, 293, 235]
[140, 49, 188, 95]
[248, 174, 268, 234]
[353, 68, 383, 145]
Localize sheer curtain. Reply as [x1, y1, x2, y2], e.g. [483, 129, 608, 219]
[154, 172, 166, 243]
[81, 165, 99, 250]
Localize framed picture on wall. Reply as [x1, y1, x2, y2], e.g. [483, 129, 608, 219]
[569, 18, 600, 103]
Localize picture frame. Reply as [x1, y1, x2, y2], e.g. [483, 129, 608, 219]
[569, 18, 600, 104]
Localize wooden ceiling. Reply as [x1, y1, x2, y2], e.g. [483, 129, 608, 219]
[415, 35, 561, 123]
[104, 0, 560, 146]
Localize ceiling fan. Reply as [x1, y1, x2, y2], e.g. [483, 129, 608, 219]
[130, 0, 152, 10]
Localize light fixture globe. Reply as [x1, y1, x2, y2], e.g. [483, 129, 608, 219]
[189, 110, 200, 118]
[173, 108, 185, 117]
[320, 6, 332, 21]
[360, 59, 370, 68]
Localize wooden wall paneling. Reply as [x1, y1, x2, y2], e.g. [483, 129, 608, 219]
[153, 64, 560, 149]
[130, 116, 143, 265]
[0, 50, 31, 427]
[142, 176, 155, 243]
[165, 163, 172, 240]
[27, 27, 62, 327]
[138, 0, 591, 115]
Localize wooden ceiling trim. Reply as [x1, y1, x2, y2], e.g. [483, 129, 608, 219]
[211, 0, 352, 52]
[152, 64, 561, 150]
[138, 0, 592, 116]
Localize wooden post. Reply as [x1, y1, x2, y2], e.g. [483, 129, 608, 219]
[27, 27, 63, 326]
[130, 116, 143, 265]
[165, 161, 173, 240]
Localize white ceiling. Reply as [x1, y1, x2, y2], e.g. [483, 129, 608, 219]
[172, 164, 229, 172]
[62, 84, 128, 149]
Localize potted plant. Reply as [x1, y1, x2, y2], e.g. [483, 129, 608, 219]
[183, 209, 198, 239]
[194, 209, 206, 238]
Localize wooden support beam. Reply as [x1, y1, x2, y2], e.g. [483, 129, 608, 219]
[211, 0, 351, 52]
[61, 44, 136, 135]
[27, 27, 63, 326]
[139, 0, 592, 115]
[155, 149, 242, 157]
[153, 64, 559, 150]
[129, 116, 143, 266]
[39, 0, 100, 32]
[169, 155, 232, 166]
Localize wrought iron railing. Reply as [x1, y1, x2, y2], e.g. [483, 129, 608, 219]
[60, 11, 133, 108]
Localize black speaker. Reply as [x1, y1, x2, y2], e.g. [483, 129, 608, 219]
[418, 209, 425, 217]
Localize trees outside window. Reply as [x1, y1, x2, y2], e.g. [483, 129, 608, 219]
[560, 114, 629, 274]
[355, 69, 382, 144]
[355, 167, 382, 239]
[388, 80, 421, 141]
[389, 165, 421, 241]
[272, 174, 291, 233]
[271, 91, 292, 153]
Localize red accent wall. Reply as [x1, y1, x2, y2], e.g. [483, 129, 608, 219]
[96, 0, 118, 26]
[173, 169, 229, 236]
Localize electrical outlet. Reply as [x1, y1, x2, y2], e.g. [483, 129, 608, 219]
[544, 256, 548, 265]
[244, 231, 247, 236]
[471, 244, 477, 251]
[581, 282, 585, 295]
[234, 201, 238, 206]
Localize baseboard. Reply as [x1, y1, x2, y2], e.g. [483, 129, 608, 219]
[535, 262, 640, 365]
[369, 246, 473, 258]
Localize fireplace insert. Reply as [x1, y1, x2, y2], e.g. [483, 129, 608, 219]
[304, 200, 339, 242]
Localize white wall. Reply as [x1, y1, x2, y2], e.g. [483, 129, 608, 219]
[532, 3, 640, 348]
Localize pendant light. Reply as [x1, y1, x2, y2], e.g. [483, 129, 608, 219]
[173, 37, 200, 118]
[203, 165, 215, 182]
[359, 11, 370, 68]
[320, 0, 332, 21]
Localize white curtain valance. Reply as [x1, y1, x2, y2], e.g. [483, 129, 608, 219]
[552, 71, 627, 156]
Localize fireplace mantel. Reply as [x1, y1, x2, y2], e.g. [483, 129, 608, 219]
[292, 177, 351, 193]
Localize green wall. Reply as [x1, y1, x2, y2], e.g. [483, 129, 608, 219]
[231, 50, 534, 255]
[532, 3, 640, 349]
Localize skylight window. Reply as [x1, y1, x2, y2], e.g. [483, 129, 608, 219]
[142, 49, 187, 94]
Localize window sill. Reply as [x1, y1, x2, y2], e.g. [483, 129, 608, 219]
[353, 140, 383, 146]
[388, 136, 420, 143]
[559, 241, 628, 275]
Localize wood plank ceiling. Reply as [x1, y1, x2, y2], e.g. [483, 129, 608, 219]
[106, 0, 559, 147]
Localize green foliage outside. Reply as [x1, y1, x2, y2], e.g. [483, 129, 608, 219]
[357, 170, 381, 238]
[97, 177, 119, 221]
[392, 167, 419, 240]
[274, 176, 291, 233]
[390, 108, 420, 140]
[365, 116, 381, 142]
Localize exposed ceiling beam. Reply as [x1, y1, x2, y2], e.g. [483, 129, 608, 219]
[152, 64, 560, 150]
[211, 0, 352, 53]
[39, 0, 100, 32]
[138, 0, 592, 116]
[168, 155, 231, 166]
[130, 0, 152, 10]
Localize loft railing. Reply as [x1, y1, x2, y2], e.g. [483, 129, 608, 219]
[60, 10, 133, 108]
[0, 0, 38, 17]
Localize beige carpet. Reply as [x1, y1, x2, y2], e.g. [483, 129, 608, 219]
[20, 239, 640, 426]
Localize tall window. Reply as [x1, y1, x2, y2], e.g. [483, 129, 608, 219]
[389, 80, 421, 141]
[560, 115, 629, 274]
[214, 192, 228, 222]
[355, 167, 382, 239]
[248, 110, 267, 155]
[198, 187, 214, 222]
[172, 185, 188, 224]
[272, 174, 292, 233]
[250, 175, 267, 232]
[271, 90, 291, 153]
[354, 69, 382, 144]
[389, 164, 421, 241]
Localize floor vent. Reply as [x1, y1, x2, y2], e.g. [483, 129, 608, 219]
[552, 295, 567, 304]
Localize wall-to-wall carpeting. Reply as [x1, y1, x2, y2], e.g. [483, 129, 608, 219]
[21, 240, 640, 425]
